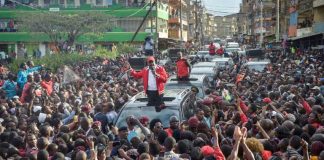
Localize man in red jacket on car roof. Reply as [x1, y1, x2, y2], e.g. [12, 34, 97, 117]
[129, 56, 168, 110]
[176, 52, 191, 81]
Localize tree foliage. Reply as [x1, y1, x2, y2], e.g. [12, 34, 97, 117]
[19, 12, 113, 52]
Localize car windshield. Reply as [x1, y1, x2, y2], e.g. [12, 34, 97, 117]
[115, 106, 179, 128]
[165, 83, 204, 98]
[247, 64, 267, 72]
[191, 73, 214, 82]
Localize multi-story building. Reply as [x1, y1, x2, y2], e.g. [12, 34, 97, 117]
[203, 13, 215, 42]
[186, 0, 204, 45]
[214, 14, 238, 39]
[238, 0, 253, 44]
[0, 0, 169, 56]
[288, 0, 324, 49]
[167, 0, 189, 42]
[279, 0, 290, 41]
[253, 0, 276, 45]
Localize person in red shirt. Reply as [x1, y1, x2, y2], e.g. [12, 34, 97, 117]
[41, 74, 53, 96]
[209, 42, 216, 56]
[216, 45, 224, 56]
[176, 52, 191, 81]
[164, 116, 180, 137]
[129, 56, 168, 109]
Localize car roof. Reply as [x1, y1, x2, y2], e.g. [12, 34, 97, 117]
[167, 74, 207, 83]
[191, 67, 215, 74]
[193, 62, 216, 66]
[127, 88, 190, 106]
[212, 58, 231, 62]
[197, 51, 209, 53]
[245, 61, 270, 65]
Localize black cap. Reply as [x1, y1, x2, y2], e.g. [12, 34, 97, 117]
[191, 86, 199, 93]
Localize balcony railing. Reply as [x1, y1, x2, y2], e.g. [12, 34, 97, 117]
[313, 22, 324, 33]
[297, 27, 312, 37]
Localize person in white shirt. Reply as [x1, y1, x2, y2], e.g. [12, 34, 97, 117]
[143, 35, 154, 56]
[130, 56, 168, 110]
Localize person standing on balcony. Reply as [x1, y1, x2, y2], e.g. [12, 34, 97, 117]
[143, 35, 154, 56]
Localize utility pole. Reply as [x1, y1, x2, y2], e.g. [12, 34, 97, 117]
[180, 0, 183, 46]
[260, 0, 263, 48]
[155, 0, 158, 51]
[276, 0, 280, 42]
[131, 0, 156, 42]
[200, 6, 204, 45]
[195, 0, 198, 45]
[150, 0, 153, 34]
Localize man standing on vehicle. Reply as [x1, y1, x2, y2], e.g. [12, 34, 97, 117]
[216, 45, 224, 56]
[208, 42, 216, 56]
[176, 52, 191, 81]
[129, 56, 168, 111]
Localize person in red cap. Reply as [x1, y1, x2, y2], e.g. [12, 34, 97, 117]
[129, 56, 168, 109]
[176, 52, 191, 81]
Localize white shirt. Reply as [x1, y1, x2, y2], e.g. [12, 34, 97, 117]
[147, 67, 157, 91]
[144, 39, 154, 50]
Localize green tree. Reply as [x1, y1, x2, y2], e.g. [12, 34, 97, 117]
[19, 12, 113, 52]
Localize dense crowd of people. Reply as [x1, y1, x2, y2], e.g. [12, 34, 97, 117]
[0, 48, 322, 160]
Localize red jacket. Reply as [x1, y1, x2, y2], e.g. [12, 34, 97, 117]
[216, 48, 224, 55]
[209, 44, 216, 55]
[41, 80, 53, 96]
[176, 58, 190, 78]
[131, 65, 168, 95]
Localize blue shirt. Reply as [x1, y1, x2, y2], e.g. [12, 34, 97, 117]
[17, 66, 42, 89]
[1, 80, 17, 99]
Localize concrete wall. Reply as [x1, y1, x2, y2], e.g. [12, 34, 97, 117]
[314, 6, 324, 23]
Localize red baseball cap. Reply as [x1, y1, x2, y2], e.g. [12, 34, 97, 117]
[146, 56, 155, 62]
[201, 145, 214, 157]
[263, 98, 272, 104]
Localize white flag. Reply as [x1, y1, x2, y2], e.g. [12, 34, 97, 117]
[63, 66, 81, 84]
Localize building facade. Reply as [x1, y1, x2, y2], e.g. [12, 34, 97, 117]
[0, 0, 169, 56]
[167, 0, 189, 42]
[214, 14, 238, 39]
[288, 0, 324, 49]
